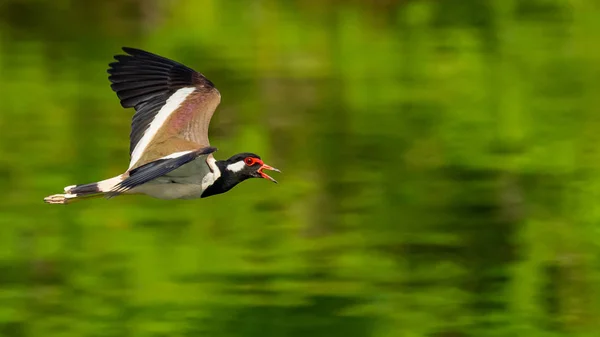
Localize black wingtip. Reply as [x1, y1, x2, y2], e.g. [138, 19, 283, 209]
[200, 146, 218, 155]
[122, 46, 144, 55]
[119, 47, 178, 63]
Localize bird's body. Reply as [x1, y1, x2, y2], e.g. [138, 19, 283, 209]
[44, 48, 279, 204]
[120, 151, 221, 200]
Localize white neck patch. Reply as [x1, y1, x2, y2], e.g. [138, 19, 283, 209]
[226, 160, 245, 173]
[202, 156, 221, 191]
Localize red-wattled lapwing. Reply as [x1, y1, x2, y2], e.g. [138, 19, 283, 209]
[44, 47, 280, 204]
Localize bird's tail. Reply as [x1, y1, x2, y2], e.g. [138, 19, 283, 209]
[44, 175, 124, 205]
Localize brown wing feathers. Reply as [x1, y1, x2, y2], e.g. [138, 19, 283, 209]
[107, 47, 216, 160]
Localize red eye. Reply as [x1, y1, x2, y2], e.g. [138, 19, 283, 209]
[244, 157, 254, 165]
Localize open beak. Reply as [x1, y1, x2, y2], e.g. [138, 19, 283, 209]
[258, 164, 281, 183]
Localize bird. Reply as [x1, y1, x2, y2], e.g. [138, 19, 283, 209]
[44, 47, 280, 204]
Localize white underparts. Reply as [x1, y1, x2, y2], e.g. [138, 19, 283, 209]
[226, 160, 245, 173]
[128, 87, 197, 169]
[202, 156, 221, 190]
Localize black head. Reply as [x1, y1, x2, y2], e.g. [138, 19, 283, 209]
[222, 153, 280, 183]
[201, 153, 280, 198]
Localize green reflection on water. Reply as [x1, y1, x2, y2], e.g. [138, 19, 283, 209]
[1, 0, 600, 336]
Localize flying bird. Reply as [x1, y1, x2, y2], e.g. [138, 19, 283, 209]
[44, 47, 280, 204]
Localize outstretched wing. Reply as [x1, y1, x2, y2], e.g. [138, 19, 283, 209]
[106, 146, 217, 198]
[108, 47, 221, 170]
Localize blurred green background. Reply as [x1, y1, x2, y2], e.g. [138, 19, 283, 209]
[1, 0, 600, 336]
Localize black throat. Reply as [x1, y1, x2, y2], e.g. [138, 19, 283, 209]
[201, 160, 248, 198]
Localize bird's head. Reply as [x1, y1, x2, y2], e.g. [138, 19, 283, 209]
[224, 153, 280, 183]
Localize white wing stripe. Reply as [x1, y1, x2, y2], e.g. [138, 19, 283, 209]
[161, 150, 193, 159]
[128, 87, 197, 169]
